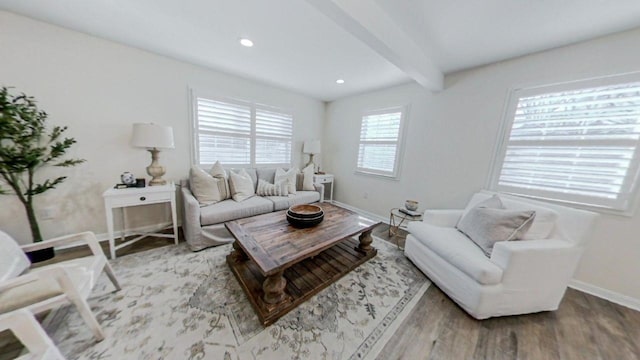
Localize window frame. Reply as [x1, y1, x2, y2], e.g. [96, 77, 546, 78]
[190, 92, 293, 168]
[355, 106, 408, 179]
[488, 72, 640, 215]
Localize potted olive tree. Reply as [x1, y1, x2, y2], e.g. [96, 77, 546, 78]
[0, 87, 84, 262]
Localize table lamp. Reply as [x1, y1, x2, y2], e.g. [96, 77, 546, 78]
[131, 123, 174, 186]
[303, 140, 321, 172]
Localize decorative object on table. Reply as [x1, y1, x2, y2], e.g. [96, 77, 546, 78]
[0, 87, 85, 262]
[389, 208, 424, 249]
[399, 208, 422, 217]
[405, 199, 419, 211]
[303, 139, 321, 173]
[130, 123, 174, 186]
[286, 204, 324, 228]
[120, 171, 136, 186]
[135, 178, 146, 187]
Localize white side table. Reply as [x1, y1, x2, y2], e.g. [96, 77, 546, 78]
[313, 173, 334, 202]
[103, 183, 178, 259]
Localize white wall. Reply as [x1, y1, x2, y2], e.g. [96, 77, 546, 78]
[0, 11, 324, 244]
[324, 28, 640, 302]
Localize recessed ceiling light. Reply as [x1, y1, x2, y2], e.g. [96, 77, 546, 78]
[336, 79, 345, 84]
[239, 38, 254, 47]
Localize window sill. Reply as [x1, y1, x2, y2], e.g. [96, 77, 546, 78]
[354, 170, 400, 181]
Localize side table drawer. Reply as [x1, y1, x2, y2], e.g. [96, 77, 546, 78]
[108, 191, 171, 208]
[314, 176, 333, 184]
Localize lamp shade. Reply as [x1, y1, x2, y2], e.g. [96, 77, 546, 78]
[131, 123, 175, 149]
[303, 140, 321, 154]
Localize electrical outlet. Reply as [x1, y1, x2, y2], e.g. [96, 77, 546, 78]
[39, 207, 56, 220]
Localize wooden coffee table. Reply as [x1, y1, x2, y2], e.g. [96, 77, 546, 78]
[225, 202, 380, 326]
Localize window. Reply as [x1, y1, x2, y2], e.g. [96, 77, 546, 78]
[356, 107, 406, 178]
[194, 96, 293, 167]
[490, 74, 640, 212]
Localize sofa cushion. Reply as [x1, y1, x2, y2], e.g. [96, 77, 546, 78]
[275, 168, 298, 195]
[256, 168, 276, 184]
[228, 169, 256, 202]
[301, 165, 315, 191]
[407, 222, 503, 285]
[267, 191, 321, 211]
[256, 179, 288, 196]
[200, 197, 274, 226]
[189, 166, 228, 206]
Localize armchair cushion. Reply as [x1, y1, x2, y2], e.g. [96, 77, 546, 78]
[0, 265, 88, 313]
[407, 222, 503, 285]
[0, 231, 30, 281]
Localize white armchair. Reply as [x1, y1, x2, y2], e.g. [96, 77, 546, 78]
[0, 230, 121, 342]
[405, 190, 598, 319]
[0, 309, 65, 360]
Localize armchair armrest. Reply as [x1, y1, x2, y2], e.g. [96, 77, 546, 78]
[422, 209, 463, 227]
[0, 272, 42, 293]
[490, 239, 582, 286]
[313, 183, 325, 203]
[20, 232, 104, 257]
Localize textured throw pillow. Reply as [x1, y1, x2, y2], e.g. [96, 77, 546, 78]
[256, 179, 289, 196]
[301, 165, 315, 191]
[457, 207, 536, 257]
[275, 168, 297, 195]
[228, 169, 255, 202]
[189, 166, 228, 206]
[209, 160, 230, 200]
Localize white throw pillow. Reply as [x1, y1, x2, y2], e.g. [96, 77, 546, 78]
[228, 169, 255, 202]
[209, 160, 230, 200]
[275, 168, 297, 195]
[301, 165, 315, 191]
[256, 179, 289, 196]
[189, 166, 227, 206]
[456, 195, 536, 256]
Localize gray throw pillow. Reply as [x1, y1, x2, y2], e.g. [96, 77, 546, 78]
[457, 207, 536, 257]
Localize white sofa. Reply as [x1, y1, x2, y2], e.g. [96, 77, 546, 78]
[181, 167, 324, 251]
[405, 190, 598, 319]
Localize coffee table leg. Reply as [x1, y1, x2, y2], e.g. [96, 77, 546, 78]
[263, 271, 287, 304]
[356, 229, 374, 254]
[230, 240, 248, 263]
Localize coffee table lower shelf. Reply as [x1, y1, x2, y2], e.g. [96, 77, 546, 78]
[226, 237, 377, 326]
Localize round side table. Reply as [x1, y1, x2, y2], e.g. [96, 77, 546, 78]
[389, 208, 423, 249]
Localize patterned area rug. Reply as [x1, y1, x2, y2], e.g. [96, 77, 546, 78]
[47, 237, 430, 360]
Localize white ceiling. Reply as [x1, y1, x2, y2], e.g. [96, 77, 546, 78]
[2, 0, 640, 101]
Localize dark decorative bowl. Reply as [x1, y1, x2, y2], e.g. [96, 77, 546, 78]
[288, 204, 323, 218]
[286, 212, 324, 228]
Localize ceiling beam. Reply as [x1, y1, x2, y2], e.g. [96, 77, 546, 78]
[306, 0, 443, 91]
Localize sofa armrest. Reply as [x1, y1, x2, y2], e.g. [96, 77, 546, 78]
[181, 186, 203, 244]
[422, 209, 463, 227]
[313, 183, 325, 203]
[490, 239, 582, 287]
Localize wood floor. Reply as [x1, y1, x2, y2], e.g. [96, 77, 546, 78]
[3, 225, 640, 360]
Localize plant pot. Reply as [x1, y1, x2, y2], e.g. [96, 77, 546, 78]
[26, 247, 55, 263]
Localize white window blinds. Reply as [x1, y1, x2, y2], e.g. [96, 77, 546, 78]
[194, 96, 293, 167]
[491, 78, 640, 211]
[357, 108, 405, 177]
[255, 107, 293, 165]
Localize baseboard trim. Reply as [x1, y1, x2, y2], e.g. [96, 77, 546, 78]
[569, 279, 640, 312]
[332, 201, 388, 224]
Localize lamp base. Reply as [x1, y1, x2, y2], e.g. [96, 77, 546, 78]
[305, 153, 316, 172]
[147, 148, 167, 186]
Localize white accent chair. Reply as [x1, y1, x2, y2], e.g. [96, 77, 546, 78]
[0, 309, 65, 360]
[405, 190, 598, 319]
[0, 230, 121, 342]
